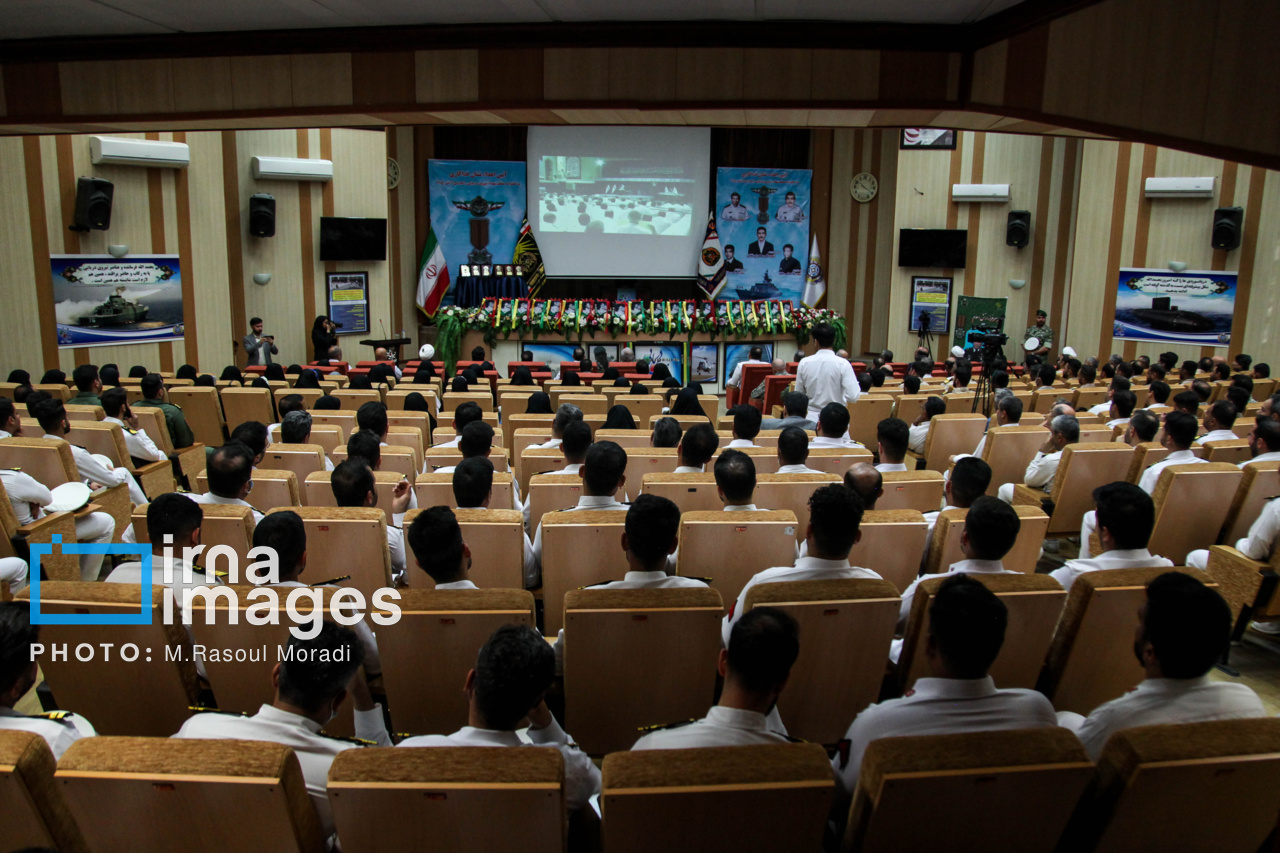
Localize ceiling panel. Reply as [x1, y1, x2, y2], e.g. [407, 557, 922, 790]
[754, 0, 1025, 24]
[0, 0, 173, 38]
[539, 0, 753, 22]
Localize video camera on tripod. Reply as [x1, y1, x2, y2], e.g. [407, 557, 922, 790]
[965, 325, 1008, 355]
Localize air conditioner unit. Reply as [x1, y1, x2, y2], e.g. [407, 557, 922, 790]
[89, 136, 190, 169]
[951, 183, 1011, 203]
[251, 156, 334, 182]
[1144, 177, 1215, 198]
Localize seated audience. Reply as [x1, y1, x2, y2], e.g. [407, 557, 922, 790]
[813, 402, 861, 448]
[727, 404, 763, 448]
[777, 426, 823, 474]
[1058, 482, 1173, 588]
[407, 505, 476, 589]
[674, 422, 718, 473]
[331, 459, 409, 580]
[762, 391, 815, 431]
[715, 449, 766, 511]
[1198, 400, 1238, 444]
[451, 457, 536, 586]
[650, 416, 682, 448]
[909, 397, 945, 454]
[997, 414, 1079, 503]
[279, 411, 333, 471]
[1137, 410, 1206, 494]
[875, 417, 910, 472]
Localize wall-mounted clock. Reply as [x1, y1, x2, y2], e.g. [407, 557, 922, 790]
[387, 158, 401, 190]
[851, 172, 878, 203]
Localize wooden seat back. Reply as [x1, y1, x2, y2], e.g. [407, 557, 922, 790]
[33, 383, 70, 401]
[57, 737, 326, 853]
[1223, 461, 1280, 543]
[647, 414, 714, 431]
[1204, 438, 1251, 464]
[982, 425, 1050, 496]
[199, 468, 299, 511]
[258, 444, 328, 484]
[64, 404, 104, 421]
[1040, 567, 1212, 715]
[519, 447, 569, 494]
[328, 746, 564, 853]
[564, 587, 723, 754]
[414, 472, 515, 512]
[746, 579, 900, 744]
[0, 730, 88, 852]
[1044, 443, 1135, 534]
[846, 510, 928, 592]
[612, 394, 665, 425]
[898, 573, 1067, 693]
[218, 386, 276, 430]
[541, 510, 630, 634]
[294, 423, 343, 456]
[921, 414, 988, 472]
[385, 388, 439, 411]
[1148, 463, 1243, 563]
[602, 743, 833, 853]
[1073, 387, 1110, 410]
[334, 388, 382, 410]
[384, 426, 425, 470]
[309, 409, 359, 437]
[621, 447, 681, 485]
[844, 728, 1092, 853]
[558, 394, 608, 416]
[676, 511, 799, 605]
[755, 473, 842, 535]
[893, 394, 932, 427]
[333, 445, 420, 482]
[442, 391, 494, 413]
[804, 447, 873, 476]
[526, 474, 587, 532]
[1078, 425, 1117, 443]
[17, 582, 198, 736]
[710, 444, 781, 474]
[267, 507, 392, 597]
[302, 469, 396, 509]
[593, 429, 656, 449]
[640, 473, 725, 514]
[274, 387, 324, 409]
[0, 437, 78, 486]
[1063, 719, 1280, 853]
[924, 505, 1051, 575]
[385, 412, 431, 447]
[876, 470, 945, 513]
[848, 395, 896, 448]
[403, 508, 525, 589]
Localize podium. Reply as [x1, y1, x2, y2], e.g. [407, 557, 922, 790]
[359, 337, 412, 360]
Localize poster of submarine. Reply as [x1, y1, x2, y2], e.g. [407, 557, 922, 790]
[52, 254, 185, 348]
[1112, 267, 1236, 347]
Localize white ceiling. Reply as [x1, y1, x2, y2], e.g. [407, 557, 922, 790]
[0, 0, 1029, 40]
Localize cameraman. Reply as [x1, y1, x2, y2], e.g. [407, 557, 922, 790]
[243, 317, 278, 366]
[312, 315, 339, 362]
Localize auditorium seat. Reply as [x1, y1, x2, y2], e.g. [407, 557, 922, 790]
[1040, 567, 1212, 715]
[33, 383, 70, 401]
[64, 403, 104, 421]
[0, 477, 82, 581]
[897, 573, 1066, 693]
[806, 447, 874, 475]
[923, 505, 1051, 575]
[334, 388, 382, 409]
[848, 395, 896, 448]
[414, 471, 514, 512]
[443, 391, 494, 413]
[711, 444, 781, 474]
[558, 394, 608, 416]
[274, 387, 324, 408]
[132, 406, 206, 484]
[66, 420, 174, 499]
[1223, 460, 1280, 544]
[980, 425, 1050, 496]
[301, 469, 389, 509]
[526, 473, 586, 531]
[404, 507, 525, 589]
[647, 414, 714, 431]
[259, 444, 329, 484]
[201, 468, 299, 511]
[745, 578, 900, 744]
[519, 447, 568, 493]
[334, 445, 420, 482]
[1060, 719, 1280, 853]
[1147, 463, 1242, 563]
[755, 473, 843, 536]
[846, 509, 928, 592]
[915, 414, 988, 472]
[1203, 438, 1251, 464]
[1012, 442, 1133, 536]
[592, 429, 654, 449]
[384, 426, 424, 471]
[621, 447, 681, 484]
[219, 386, 276, 429]
[1072, 387, 1110, 411]
[564, 587, 722, 754]
[57, 737, 327, 853]
[676, 510, 799, 604]
[842, 728, 1092, 853]
[0, 437, 131, 543]
[1124, 441, 1205, 483]
[266, 507, 392, 597]
[640, 473, 724, 514]
[328, 746, 565, 853]
[541, 510, 630, 634]
[1077, 424, 1117, 443]
[164, 387, 226, 447]
[876, 470, 945, 513]
[17, 582, 198, 736]
[374, 589, 535, 735]
[602, 744, 833, 853]
[0, 730, 88, 853]
[132, 501, 257, 568]
[309, 409, 359, 437]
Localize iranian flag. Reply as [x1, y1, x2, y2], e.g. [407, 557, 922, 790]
[415, 226, 450, 317]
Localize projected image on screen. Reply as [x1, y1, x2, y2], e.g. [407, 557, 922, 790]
[537, 156, 695, 236]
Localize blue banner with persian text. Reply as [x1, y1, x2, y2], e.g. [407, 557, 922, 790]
[52, 254, 185, 348]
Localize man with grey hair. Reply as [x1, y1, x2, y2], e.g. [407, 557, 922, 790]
[279, 410, 333, 471]
[1040, 400, 1075, 429]
[950, 392, 1024, 466]
[749, 359, 788, 402]
[997, 413, 1078, 504]
[620, 347, 635, 362]
[530, 403, 583, 450]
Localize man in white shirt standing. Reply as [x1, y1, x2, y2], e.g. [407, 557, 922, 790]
[875, 418, 911, 473]
[1198, 400, 1240, 445]
[633, 607, 799, 750]
[33, 398, 146, 507]
[795, 322, 860, 422]
[1136, 411, 1207, 495]
[407, 504, 479, 590]
[997, 413, 1078, 504]
[451, 457, 537, 587]
[723, 484, 882, 645]
[727, 405, 762, 448]
[1054, 482, 1173, 590]
[1063, 572, 1265, 759]
[832, 574, 1058, 806]
[100, 388, 166, 467]
[776, 426, 824, 474]
[398, 624, 601, 814]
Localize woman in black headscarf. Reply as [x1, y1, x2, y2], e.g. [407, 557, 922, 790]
[461, 367, 481, 386]
[613, 377, 630, 388]
[99, 366, 121, 387]
[629, 383, 648, 395]
[562, 372, 582, 388]
[265, 363, 286, 382]
[312, 315, 338, 362]
[404, 392, 431, 413]
[294, 370, 322, 390]
[128, 366, 148, 379]
[6, 370, 30, 385]
[416, 361, 437, 379]
[669, 388, 707, 417]
[251, 376, 270, 389]
[525, 392, 553, 415]
[176, 364, 198, 381]
[451, 376, 470, 393]
[315, 394, 341, 410]
[368, 364, 395, 386]
[684, 381, 705, 396]
[41, 369, 66, 385]
[413, 369, 435, 385]
[348, 374, 373, 390]
[650, 363, 672, 383]
[510, 366, 535, 387]
[220, 366, 243, 383]
[195, 374, 216, 387]
[602, 367, 620, 381]
[286, 364, 303, 376]
[603, 405, 637, 430]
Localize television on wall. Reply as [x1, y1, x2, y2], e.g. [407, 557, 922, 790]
[320, 217, 388, 261]
[898, 228, 968, 269]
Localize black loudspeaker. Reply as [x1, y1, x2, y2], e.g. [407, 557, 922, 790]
[1006, 210, 1031, 248]
[70, 176, 113, 232]
[1212, 206, 1243, 251]
[249, 193, 276, 238]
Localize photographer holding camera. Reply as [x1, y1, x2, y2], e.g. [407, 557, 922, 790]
[243, 317, 278, 366]
[311, 315, 340, 362]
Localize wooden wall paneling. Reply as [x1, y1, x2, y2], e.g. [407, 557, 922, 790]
[1093, 141, 1132, 359]
[0, 138, 43, 373]
[478, 49, 543, 103]
[809, 50, 879, 102]
[1024, 135, 1056, 328]
[45, 136, 72, 253]
[114, 59, 175, 115]
[1202, 0, 1280, 162]
[1119, 144, 1160, 360]
[291, 54, 353, 108]
[741, 49, 812, 101]
[222, 130, 248, 368]
[186, 131, 231, 371]
[172, 131, 198, 371]
[809, 129, 833, 305]
[861, 130, 887, 353]
[170, 57, 234, 114]
[1231, 165, 1269, 355]
[1242, 168, 1280, 356]
[308, 128, 328, 339]
[296, 129, 318, 337]
[826, 129, 856, 321]
[387, 126, 403, 332]
[961, 131, 987, 297]
[229, 56, 294, 111]
[839, 130, 865, 341]
[543, 48, 609, 101]
[3, 62, 61, 119]
[1049, 139, 1080, 350]
[607, 48, 677, 102]
[1001, 26, 1050, 112]
[415, 50, 480, 104]
[395, 127, 419, 337]
[59, 61, 116, 115]
[327, 128, 390, 358]
[969, 42, 1007, 106]
[21, 137, 59, 371]
[1064, 141, 1119, 360]
[674, 49, 744, 102]
[889, 138, 955, 356]
[145, 131, 174, 372]
[868, 132, 899, 355]
[0, 67, 6, 116]
[971, 133, 1038, 328]
[877, 51, 952, 103]
[351, 52, 414, 106]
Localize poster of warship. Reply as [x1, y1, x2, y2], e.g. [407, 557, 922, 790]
[1112, 268, 1235, 347]
[52, 254, 184, 348]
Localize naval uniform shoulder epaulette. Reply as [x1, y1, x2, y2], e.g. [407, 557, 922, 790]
[683, 576, 714, 584]
[187, 706, 248, 717]
[32, 710, 75, 722]
[318, 732, 377, 746]
[636, 718, 698, 734]
[312, 576, 350, 587]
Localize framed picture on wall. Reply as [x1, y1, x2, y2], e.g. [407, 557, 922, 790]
[900, 129, 956, 150]
[690, 344, 719, 387]
[910, 276, 952, 333]
[326, 271, 369, 335]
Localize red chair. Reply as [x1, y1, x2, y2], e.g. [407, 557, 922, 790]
[762, 374, 796, 415]
[576, 373, 604, 386]
[610, 362, 638, 374]
[786, 362, 801, 374]
[244, 365, 267, 375]
[623, 373, 652, 383]
[738, 363, 774, 411]
[356, 360, 396, 368]
[306, 362, 348, 375]
[507, 361, 547, 377]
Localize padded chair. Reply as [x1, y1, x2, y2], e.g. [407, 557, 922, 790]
[805, 447, 874, 476]
[675, 511, 799, 606]
[305, 469, 397, 510]
[1039, 567, 1212, 715]
[0, 437, 131, 544]
[442, 391, 494, 413]
[846, 510, 928, 592]
[375, 589, 535, 735]
[917, 414, 987, 473]
[1203, 438, 1251, 464]
[1222, 460, 1280, 544]
[842, 728, 1092, 853]
[33, 383, 70, 401]
[745, 579, 900, 745]
[403, 507, 526, 589]
[558, 394, 608, 416]
[384, 426, 425, 471]
[564, 587, 723, 754]
[0, 730, 89, 852]
[979, 425, 1050, 497]
[893, 394, 932, 428]
[620, 447, 681, 485]
[17, 582, 198, 736]
[385, 412, 431, 447]
[896, 573, 1066, 693]
[1124, 441, 1206, 483]
[1073, 387, 1110, 411]
[1012, 443, 1134, 536]
[129, 501, 257, 572]
[0, 476, 81, 581]
[334, 388, 382, 409]
[640, 473, 725, 514]
[328, 747, 565, 853]
[593, 429, 656, 450]
[218, 386, 276, 429]
[333, 445, 420, 482]
[414, 472, 515, 512]
[711, 444, 782, 474]
[602, 744, 834, 853]
[65, 420, 175, 500]
[1060, 719, 1280, 853]
[274, 387, 325, 409]
[199, 468, 299, 511]
[57, 737, 326, 853]
[131, 405, 206, 484]
[1146, 463, 1242, 563]
[647, 414, 713, 431]
[520, 447, 571, 494]
[309, 409, 359, 437]
[923, 505, 1051, 576]
[541, 510, 630, 634]
[754, 473, 842, 536]
[876, 470, 945, 513]
[258, 444, 329, 484]
[267, 507, 393, 598]
[614, 394, 665, 425]
[1078, 425, 1117, 443]
[64, 403, 104, 421]
[526, 473, 587, 533]
[848, 395, 896, 448]
[386, 389, 439, 411]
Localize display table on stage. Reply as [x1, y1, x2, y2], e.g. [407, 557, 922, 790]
[359, 337, 412, 360]
[454, 274, 528, 308]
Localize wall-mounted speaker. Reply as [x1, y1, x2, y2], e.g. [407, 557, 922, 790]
[70, 176, 114, 232]
[1212, 206, 1243, 251]
[249, 193, 276, 238]
[1006, 209, 1030, 248]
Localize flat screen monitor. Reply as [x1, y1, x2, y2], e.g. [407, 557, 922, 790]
[319, 217, 388, 261]
[898, 228, 968, 269]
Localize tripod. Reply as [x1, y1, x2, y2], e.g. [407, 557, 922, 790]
[916, 311, 934, 359]
[970, 344, 1004, 416]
